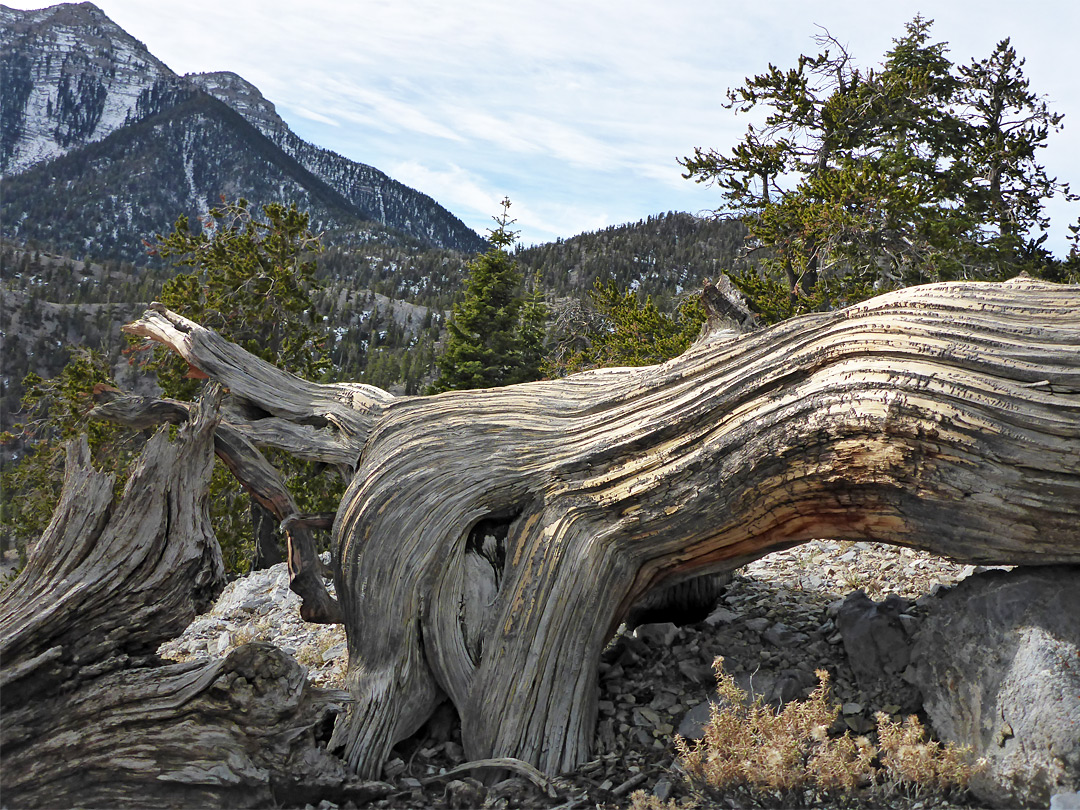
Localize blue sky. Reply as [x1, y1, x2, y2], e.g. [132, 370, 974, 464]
[11, 0, 1079, 253]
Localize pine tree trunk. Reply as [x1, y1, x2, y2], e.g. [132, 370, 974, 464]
[20, 277, 1078, 786]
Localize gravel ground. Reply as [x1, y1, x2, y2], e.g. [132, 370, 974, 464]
[159, 541, 1001, 810]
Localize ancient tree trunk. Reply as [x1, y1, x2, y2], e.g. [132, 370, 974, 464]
[0, 391, 387, 808]
[109, 278, 1080, 778]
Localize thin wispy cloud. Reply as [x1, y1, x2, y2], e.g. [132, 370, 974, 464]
[330, 85, 466, 142]
[286, 105, 340, 128]
[7, 0, 1077, 250]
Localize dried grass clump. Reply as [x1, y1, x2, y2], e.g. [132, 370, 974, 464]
[294, 626, 342, 668]
[874, 712, 978, 802]
[656, 657, 981, 809]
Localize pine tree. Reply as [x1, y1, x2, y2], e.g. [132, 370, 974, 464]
[681, 17, 1071, 322]
[139, 199, 342, 572]
[431, 199, 547, 392]
[0, 350, 135, 563]
[149, 198, 330, 399]
[543, 279, 705, 376]
[956, 38, 1068, 271]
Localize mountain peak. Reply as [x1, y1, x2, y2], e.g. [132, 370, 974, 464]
[1, 1, 485, 253]
[188, 71, 286, 137]
[2, 2, 110, 28]
[1, 1, 173, 175]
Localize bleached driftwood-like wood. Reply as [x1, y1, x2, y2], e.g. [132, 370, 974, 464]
[118, 278, 1080, 778]
[0, 393, 226, 699]
[90, 390, 341, 622]
[2, 641, 389, 809]
[124, 303, 392, 469]
[0, 390, 388, 809]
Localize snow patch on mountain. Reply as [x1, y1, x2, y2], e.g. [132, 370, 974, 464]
[1, 2, 174, 175]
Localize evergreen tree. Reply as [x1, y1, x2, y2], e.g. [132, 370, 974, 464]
[956, 38, 1068, 268]
[681, 17, 1071, 322]
[431, 199, 547, 392]
[149, 198, 330, 399]
[544, 280, 705, 376]
[0, 350, 135, 564]
[2, 202, 345, 575]
[140, 199, 340, 572]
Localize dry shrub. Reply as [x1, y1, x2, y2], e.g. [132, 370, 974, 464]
[665, 657, 981, 808]
[875, 712, 978, 802]
[628, 792, 679, 810]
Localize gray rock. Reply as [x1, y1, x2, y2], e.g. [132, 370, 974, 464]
[897, 612, 920, 637]
[383, 757, 406, 779]
[704, 606, 739, 626]
[835, 590, 920, 710]
[211, 630, 231, 656]
[633, 706, 662, 729]
[652, 777, 673, 801]
[321, 641, 347, 663]
[444, 778, 486, 809]
[765, 669, 817, 706]
[905, 567, 1080, 809]
[1051, 792, 1080, 810]
[826, 597, 847, 619]
[763, 622, 809, 647]
[634, 622, 679, 648]
[677, 660, 713, 684]
[677, 699, 716, 741]
[239, 595, 273, 612]
[844, 715, 875, 734]
[745, 617, 770, 633]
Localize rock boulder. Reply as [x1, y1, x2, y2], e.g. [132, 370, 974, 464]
[835, 590, 921, 712]
[905, 566, 1080, 809]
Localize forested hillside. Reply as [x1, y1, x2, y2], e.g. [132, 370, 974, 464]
[517, 212, 750, 303]
[0, 240, 449, 432]
[2, 210, 743, 442]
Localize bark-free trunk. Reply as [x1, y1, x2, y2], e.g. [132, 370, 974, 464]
[0, 390, 387, 808]
[70, 279, 1080, 779]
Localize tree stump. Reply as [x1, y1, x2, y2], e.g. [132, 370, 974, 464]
[0, 390, 388, 808]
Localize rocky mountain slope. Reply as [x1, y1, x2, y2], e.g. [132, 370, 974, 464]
[0, 1, 172, 173]
[2, 88, 379, 264]
[190, 71, 484, 253]
[0, 1, 485, 254]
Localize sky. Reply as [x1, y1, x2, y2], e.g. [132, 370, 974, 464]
[11, 0, 1080, 252]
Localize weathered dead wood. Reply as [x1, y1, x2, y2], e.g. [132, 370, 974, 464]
[2, 642, 390, 809]
[124, 302, 391, 468]
[90, 391, 341, 622]
[119, 278, 1080, 778]
[0, 388, 385, 808]
[0, 392, 226, 705]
